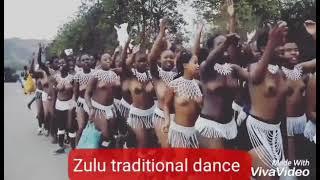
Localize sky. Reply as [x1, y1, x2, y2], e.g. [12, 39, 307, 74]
[4, 0, 82, 40]
[4, 0, 197, 43]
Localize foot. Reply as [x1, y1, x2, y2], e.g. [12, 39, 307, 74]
[54, 147, 65, 154]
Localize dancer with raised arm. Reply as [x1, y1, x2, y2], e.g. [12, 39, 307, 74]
[148, 18, 177, 147]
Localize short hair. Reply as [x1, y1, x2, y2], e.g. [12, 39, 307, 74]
[256, 30, 269, 52]
[206, 33, 222, 50]
[198, 48, 209, 64]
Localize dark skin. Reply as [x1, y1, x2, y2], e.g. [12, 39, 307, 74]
[281, 42, 316, 163]
[247, 24, 289, 179]
[162, 55, 202, 134]
[85, 53, 118, 144]
[148, 18, 176, 147]
[111, 48, 123, 101]
[306, 72, 316, 123]
[304, 21, 316, 123]
[28, 49, 45, 133]
[120, 41, 155, 148]
[200, 34, 243, 122]
[35, 45, 60, 140]
[119, 39, 133, 108]
[56, 59, 74, 101]
[198, 33, 247, 149]
[73, 54, 91, 144]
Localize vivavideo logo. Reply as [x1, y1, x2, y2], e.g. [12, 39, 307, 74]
[68, 149, 252, 180]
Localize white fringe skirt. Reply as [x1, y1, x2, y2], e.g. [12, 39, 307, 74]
[127, 104, 155, 129]
[168, 120, 199, 148]
[118, 98, 131, 118]
[286, 114, 307, 136]
[195, 116, 237, 140]
[246, 115, 285, 169]
[55, 99, 76, 111]
[232, 101, 248, 126]
[76, 97, 89, 114]
[113, 98, 121, 109]
[152, 106, 175, 129]
[91, 99, 116, 120]
[304, 120, 316, 143]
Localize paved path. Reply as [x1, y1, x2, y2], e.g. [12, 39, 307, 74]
[4, 83, 69, 180]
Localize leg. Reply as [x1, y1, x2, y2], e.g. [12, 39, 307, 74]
[131, 127, 148, 148]
[49, 102, 57, 143]
[287, 136, 295, 164]
[248, 148, 279, 180]
[198, 135, 224, 149]
[154, 117, 169, 148]
[93, 114, 114, 148]
[67, 108, 77, 149]
[55, 109, 68, 154]
[35, 98, 44, 135]
[43, 101, 50, 136]
[76, 109, 88, 145]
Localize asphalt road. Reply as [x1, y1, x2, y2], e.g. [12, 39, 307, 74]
[4, 83, 69, 180]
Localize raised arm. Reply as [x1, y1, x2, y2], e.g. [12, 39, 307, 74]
[148, 18, 168, 79]
[37, 44, 50, 75]
[298, 58, 316, 73]
[161, 87, 175, 133]
[192, 24, 204, 57]
[226, 0, 236, 33]
[200, 33, 239, 73]
[231, 64, 249, 81]
[306, 74, 316, 122]
[120, 38, 132, 77]
[304, 20, 316, 41]
[29, 49, 44, 79]
[249, 24, 287, 84]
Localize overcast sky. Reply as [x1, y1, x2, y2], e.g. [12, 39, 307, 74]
[4, 0, 82, 40]
[4, 0, 197, 43]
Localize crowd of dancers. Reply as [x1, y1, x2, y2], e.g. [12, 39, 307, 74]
[24, 4, 316, 179]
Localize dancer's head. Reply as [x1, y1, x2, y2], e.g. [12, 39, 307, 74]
[90, 55, 96, 68]
[76, 56, 81, 67]
[80, 54, 91, 70]
[114, 52, 122, 68]
[133, 50, 148, 73]
[66, 56, 75, 72]
[100, 53, 113, 70]
[160, 50, 175, 71]
[207, 33, 226, 51]
[50, 56, 60, 70]
[207, 33, 233, 63]
[175, 49, 199, 79]
[256, 30, 269, 53]
[283, 42, 300, 65]
[58, 58, 69, 72]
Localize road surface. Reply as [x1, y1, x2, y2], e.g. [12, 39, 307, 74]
[4, 83, 69, 180]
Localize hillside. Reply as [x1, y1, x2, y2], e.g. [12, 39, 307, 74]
[4, 38, 49, 70]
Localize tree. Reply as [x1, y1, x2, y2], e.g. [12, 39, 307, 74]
[47, 0, 187, 58]
[192, 0, 315, 44]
